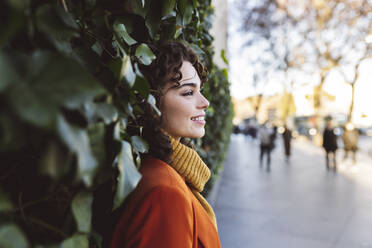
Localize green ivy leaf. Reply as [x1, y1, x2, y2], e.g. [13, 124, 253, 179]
[121, 117, 128, 132]
[221, 49, 229, 65]
[113, 140, 142, 210]
[91, 42, 103, 56]
[0, 112, 27, 151]
[35, 5, 78, 56]
[7, 0, 30, 9]
[189, 43, 205, 58]
[131, 136, 148, 154]
[6, 51, 105, 128]
[178, 0, 194, 26]
[71, 192, 93, 233]
[87, 122, 106, 167]
[61, 234, 89, 248]
[113, 20, 137, 46]
[110, 53, 136, 87]
[174, 27, 183, 38]
[36, 5, 78, 37]
[147, 94, 161, 116]
[113, 120, 121, 140]
[116, 17, 135, 34]
[177, 0, 187, 15]
[160, 20, 177, 40]
[145, 1, 162, 38]
[124, 102, 134, 118]
[162, 0, 176, 17]
[133, 104, 144, 116]
[132, 75, 150, 99]
[0, 189, 13, 212]
[39, 142, 64, 179]
[162, 10, 177, 19]
[127, 0, 149, 17]
[182, 4, 194, 26]
[0, 53, 20, 92]
[34, 245, 59, 248]
[120, 54, 136, 87]
[83, 102, 118, 124]
[0, 7, 25, 49]
[108, 58, 122, 81]
[57, 115, 97, 187]
[135, 44, 156, 66]
[56, 5, 79, 29]
[0, 224, 29, 248]
[192, 0, 197, 8]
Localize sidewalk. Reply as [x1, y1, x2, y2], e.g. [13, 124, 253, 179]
[211, 134, 372, 248]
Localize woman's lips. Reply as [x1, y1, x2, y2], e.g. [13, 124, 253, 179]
[191, 116, 206, 125]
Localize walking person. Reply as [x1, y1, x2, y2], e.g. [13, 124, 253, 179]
[258, 122, 274, 171]
[110, 41, 221, 248]
[282, 125, 292, 161]
[342, 122, 359, 164]
[322, 121, 338, 170]
[270, 125, 278, 150]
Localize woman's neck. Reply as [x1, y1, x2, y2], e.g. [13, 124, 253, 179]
[160, 129, 181, 142]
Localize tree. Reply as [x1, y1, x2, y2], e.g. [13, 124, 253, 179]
[299, 0, 371, 126]
[234, 0, 306, 123]
[236, 0, 372, 127]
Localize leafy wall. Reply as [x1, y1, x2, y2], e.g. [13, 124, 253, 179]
[0, 0, 232, 247]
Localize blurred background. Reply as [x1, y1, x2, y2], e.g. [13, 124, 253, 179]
[227, 0, 372, 149]
[209, 1, 372, 247]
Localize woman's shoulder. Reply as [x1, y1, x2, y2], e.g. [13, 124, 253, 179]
[136, 156, 190, 197]
[111, 156, 195, 248]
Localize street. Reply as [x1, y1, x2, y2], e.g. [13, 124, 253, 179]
[211, 134, 372, 248]
[359, 135, 372, 155]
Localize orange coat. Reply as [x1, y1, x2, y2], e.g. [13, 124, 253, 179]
[111, 156, 221, 248]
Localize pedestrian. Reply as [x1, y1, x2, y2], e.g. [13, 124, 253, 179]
[247, 124, 257, 139]
[322, 121, 338, 170]
[270, 125, 278, 150]
[342, 122, 359, 164]
[110, 41, 221, 248]
[282, 125, 292, 161]
[258, 122, 274, 170]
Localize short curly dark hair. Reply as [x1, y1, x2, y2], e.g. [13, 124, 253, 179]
[138, 41, 208, 163]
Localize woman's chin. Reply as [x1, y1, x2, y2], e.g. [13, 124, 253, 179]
[188, 130, 205, 139]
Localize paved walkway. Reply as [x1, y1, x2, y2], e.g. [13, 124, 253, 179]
[211, 134, 372, 248]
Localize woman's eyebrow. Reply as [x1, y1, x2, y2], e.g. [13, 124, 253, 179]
[178, 82, 197, 88]
[168, 82, 198, 90]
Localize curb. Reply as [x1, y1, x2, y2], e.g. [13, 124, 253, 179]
[207, 166, 225, 208]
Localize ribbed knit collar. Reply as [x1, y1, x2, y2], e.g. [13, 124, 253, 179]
[168, 137, 211, 192]
[167, 136, 217, 228]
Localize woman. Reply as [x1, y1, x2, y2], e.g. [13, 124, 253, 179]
[110, 41, 221, 248]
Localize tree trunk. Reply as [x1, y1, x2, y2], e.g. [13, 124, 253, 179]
[313, 73, 327, 131]
[347, 83, 355, 122]
[254, 94, 263, 120]
[347, 63, 360, 123]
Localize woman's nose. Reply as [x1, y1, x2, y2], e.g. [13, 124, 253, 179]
[198, 93, 209, 109]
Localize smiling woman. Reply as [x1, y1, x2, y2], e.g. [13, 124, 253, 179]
[110, 41, 221, 248]
[161, 61, 210, 140]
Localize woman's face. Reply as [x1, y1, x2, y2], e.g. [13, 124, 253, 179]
[160, 61, 209, 141]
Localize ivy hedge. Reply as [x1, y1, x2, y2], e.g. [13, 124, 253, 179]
[0, 0, 233, 247]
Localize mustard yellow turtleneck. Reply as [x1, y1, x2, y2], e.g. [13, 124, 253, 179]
[168, 136, 217, 228]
